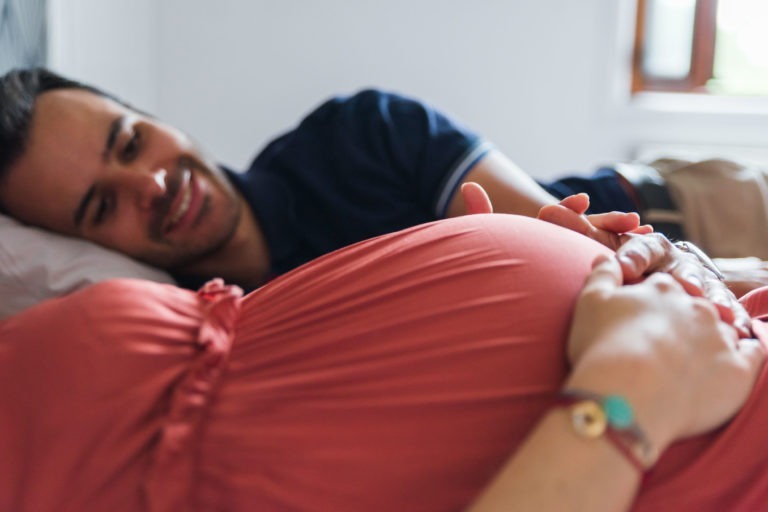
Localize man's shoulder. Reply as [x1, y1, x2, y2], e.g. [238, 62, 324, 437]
[306, 88, 427, 122]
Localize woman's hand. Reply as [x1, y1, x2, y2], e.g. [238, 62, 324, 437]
[468, 256, 765, 512]
[538, 192, 749, 335]
[567, 256, 765, 451]
[714, 257, 768, 298]
[617, 233, 751, 336]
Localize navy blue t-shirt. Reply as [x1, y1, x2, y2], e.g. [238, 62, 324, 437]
[175, 89, 490, 289]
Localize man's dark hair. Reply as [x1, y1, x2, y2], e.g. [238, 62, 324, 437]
[0, 67, 124, 184]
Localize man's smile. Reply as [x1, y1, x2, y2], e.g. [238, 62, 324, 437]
[165, 168, 192, 233]
[3, 85, 245, 270]
[160, 163, 208, 238]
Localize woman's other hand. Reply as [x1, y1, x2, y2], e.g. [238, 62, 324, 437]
[617, 233, 751, 336]
[539, 192, 749, 335]
[567, 256, 765, 452]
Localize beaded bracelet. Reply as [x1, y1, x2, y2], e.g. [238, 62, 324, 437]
[553, 389, 657, 473]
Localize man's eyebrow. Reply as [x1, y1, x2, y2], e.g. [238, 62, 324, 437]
[74, 185, 95, 228]
[102, 116, 123, 162]
[73, 116, 123, 228]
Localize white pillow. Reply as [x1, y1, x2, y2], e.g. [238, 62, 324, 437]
[0, 214, 175, 319]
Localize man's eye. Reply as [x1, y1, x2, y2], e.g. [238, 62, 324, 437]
[122, 131, 141, 161]
[94, 196, 114, 225]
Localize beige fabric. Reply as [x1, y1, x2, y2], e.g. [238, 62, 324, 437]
[648, 158, 768, 259]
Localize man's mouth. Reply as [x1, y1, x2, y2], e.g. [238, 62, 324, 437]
[167, 170, 193, 231]
[162, 166, 205, 236]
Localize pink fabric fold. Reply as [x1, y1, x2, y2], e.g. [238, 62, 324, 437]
[0, 278, 241, 512]
[144, 278, 242, 512]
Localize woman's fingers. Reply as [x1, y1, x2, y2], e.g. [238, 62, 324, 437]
[582, 255, 623, 294]
[615, 234, 751, 333]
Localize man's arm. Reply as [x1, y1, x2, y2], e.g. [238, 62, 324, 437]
[459, 182, 751, 334]
[446, 150, 559, 218]
[449, 151, 647, 236]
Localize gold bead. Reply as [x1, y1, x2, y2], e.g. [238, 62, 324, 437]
[571, 400, 607, 438]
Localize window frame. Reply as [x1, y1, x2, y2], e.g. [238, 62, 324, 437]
[631, 0, 719, 94]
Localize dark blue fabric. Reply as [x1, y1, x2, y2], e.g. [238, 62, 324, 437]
[539, 167, 638, 215]
[173, 90, 639, 292]
[174, 89, 487, 290]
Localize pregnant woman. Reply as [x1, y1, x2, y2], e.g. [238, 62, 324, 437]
[0, 214, 763, 511]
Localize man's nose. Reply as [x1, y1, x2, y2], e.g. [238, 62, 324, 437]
[111, 168, 168, 210]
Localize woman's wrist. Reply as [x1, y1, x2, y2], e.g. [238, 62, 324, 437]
[565, 360, 679, 460]
[554, 389, 658, 472]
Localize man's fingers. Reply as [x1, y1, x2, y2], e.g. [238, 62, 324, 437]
[628, 224, 654, 235]
[586, 211, 642, 234]
[460, 182, 493, 214]
[558, 193, 590, 215]
[538, 204, 594, 236]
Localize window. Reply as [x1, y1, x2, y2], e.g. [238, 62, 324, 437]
[0, 0, 48, 74]
[633, 0, 768, 96]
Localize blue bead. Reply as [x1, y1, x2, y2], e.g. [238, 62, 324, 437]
[603, 395, 634, 429]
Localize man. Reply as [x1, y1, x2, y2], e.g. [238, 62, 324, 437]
[0, 68, 753, 304]
[0, 68, 625, 288]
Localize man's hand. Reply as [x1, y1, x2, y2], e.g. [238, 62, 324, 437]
[537, 193, 652, 250]
[461, 186, 653, 247]
[462, 186, 750, 334]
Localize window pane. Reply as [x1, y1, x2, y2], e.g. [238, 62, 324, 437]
[642, 0, 697, 79]
[708, 0, 768, 95]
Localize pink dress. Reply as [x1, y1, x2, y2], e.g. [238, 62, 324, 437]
[1, 214, 767, 511]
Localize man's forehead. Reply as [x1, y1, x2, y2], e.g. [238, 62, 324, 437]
[36, 88, 125, 124]
[27, 89, 129, 167]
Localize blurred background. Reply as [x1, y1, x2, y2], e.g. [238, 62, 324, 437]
[3, 0, 768, 178]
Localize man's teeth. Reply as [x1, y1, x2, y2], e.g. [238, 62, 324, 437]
[169, 185, 192, 227]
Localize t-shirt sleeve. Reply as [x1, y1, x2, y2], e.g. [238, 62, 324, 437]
[240, 89, 495, 274]
[330, 89, 491, 216]
[264, 89, 492, 218]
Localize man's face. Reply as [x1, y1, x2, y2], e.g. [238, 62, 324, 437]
[0, 88, 243, 269]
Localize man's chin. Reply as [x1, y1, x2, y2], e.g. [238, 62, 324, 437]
[158, 223, 241, 275]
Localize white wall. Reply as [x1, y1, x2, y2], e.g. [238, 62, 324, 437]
[49, 0, 768, 179]
[155, 0, 619, 175]
[47, 0, 160, 114]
